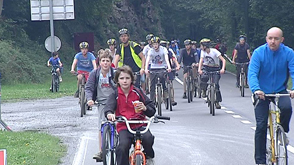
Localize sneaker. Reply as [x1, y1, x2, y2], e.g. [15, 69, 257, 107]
[74, 90, 79, 98]
[236, 82, 240, 88]
[49, 87, 52, 91]
[93, 151, 103, 162]
[215, 102, 221, 109]
[87, 106, 92, 111]
[59, 77, 62, 82]
[171, 101, 177, 106]
[182, 93, 187, 99]
[244, 84, 249, 88]
[202, 90, 207, 98]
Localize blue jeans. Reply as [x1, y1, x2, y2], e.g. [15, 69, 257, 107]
[254, 90, 292, 164]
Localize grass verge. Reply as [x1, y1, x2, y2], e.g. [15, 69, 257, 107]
[2, 71, 77, 102]
[0, 131, 66, 165]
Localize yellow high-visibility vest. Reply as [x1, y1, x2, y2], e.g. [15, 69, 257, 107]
[118, 41, 142, 68]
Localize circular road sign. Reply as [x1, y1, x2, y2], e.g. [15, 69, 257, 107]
[45, 36, 61, 52]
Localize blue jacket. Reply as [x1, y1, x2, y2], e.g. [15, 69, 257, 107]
[248, 43, 294, 93]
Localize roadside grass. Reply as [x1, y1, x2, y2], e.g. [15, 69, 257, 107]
[0, 131, 66, 165]
[2, 72, 77, 102]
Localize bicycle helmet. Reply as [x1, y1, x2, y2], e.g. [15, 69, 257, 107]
[184, 39, 192, 45]
[239, 35, 246, 40]
[119, 28, 129, 36]
[160, 40, 168, 47]
[79, 42, 89, 49]
[107, 39, 116, 45]
[139, 41, 146, 46]
[146, 34, 154, 41]
[200, 38, 211, 47]
[151, 36, 160, 44]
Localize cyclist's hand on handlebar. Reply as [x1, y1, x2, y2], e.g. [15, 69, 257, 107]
[220, 69, 225, 74]
[167, 68, 171, 73]
[140, 69, 145, 75]
[87, 100, 94, 106]
[70, 70, 75, 74]
[176, 66, 180, 71]
[232, 61, 235, 64]
[198, 70, 203, 75]
[107, 113, 116, 121]
[290, 90, 294, 99]
[145, 69, 149, 75]
[254, 90, 265, 100]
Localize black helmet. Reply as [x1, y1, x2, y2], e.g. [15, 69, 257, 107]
[79, 42, 89, 49]
[151, 36, 160, 44]
[184, 39, 192, 45]
[107, 39, 116, 45]
[200, 38, 211, 47]
[119, 28, 129, 36]
[146, 34, 154, 41]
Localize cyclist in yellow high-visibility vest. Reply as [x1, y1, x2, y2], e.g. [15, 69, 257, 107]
[113, 28, 146, 88]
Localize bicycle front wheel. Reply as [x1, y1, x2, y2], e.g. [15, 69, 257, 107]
[52, 75, 56, 93]
[157, 86, 162, 116]
[187, 78, 191, 103]
[80, 87, 86, 117]
[275, 125, 288, 165]
[241, 74, 245, 97]
[189, 78, 193, 102]
[102, 125, 114, 165]
[135, 154, 144, 165]
[210, 86, 215, 116]
[168, 83, 173, 111]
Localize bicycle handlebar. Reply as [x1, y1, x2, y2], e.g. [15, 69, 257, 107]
[115, 115, 170, 134]
[148, 69, 176, 74]
[235, 62, 250, 65]
[264, 93, 290, 97]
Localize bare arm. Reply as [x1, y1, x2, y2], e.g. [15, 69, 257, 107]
[113, 55, 120, 68]
[247, 49, 251, 60]
[92, 60, 97, 70]
[232, 49, 237, 63]
[138, 52, 146, 72]
[71, 59, 78, 71]
[219, 55, 226, 72]
[198, 57, 204, 73]
[145, 55, 150, 71]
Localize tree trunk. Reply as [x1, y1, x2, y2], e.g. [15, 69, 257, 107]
[0, 0, 3, 16]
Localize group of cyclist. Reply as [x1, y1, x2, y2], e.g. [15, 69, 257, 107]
[47, 26, 294, 165]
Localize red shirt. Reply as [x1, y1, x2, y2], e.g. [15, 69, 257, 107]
[115, 85, 146, 133]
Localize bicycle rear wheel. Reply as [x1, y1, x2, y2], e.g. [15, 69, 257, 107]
[168, 83, 173, 111]
[210, 86, 215, 116]
[52, 75, 56, 93]
[189, 78, 193, 102]
[240, 74, 245, 97]
[165, 83, 169, 110]
[102, 125, 114, 165]
[275, 125, 288, 165]
[157, 86, 162, 116]
[197, 77, 202, 98]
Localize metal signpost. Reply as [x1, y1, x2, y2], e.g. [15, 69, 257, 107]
[30, 0, 75, 52]
[0, 73, 11, 131]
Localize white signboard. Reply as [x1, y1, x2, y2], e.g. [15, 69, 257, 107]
[30, 0, 74, 21]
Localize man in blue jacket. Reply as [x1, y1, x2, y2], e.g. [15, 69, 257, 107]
[248, 27, 294, 165]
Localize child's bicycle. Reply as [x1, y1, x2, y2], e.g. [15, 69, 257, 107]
[116, 115, 170, 165]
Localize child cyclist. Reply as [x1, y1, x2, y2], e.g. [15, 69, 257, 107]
[47, 51, 63, 82]
[85, 51, 116, 161]
[103, 66, 156, 165]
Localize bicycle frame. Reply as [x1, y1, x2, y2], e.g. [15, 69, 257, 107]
[235, 62, 249, 87]
[101, 121, 117, 152]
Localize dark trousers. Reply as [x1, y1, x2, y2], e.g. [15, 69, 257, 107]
[150, 69, 167, 102]
[236, 64, 248, 85]
[134, 74, 141, 88]
[254, 90, 292, 164]
[200, 68, 222, 102]
[116, 128, 155, 165]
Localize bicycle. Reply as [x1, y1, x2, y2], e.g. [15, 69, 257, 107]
[235, 62, 249, 97]
[253, 93, 289, 165]
[115, 115, 170, 165]
[149, 69, 173, 116]
[73, 72, 88, 117]
[164, 70, 176, 111]
[194, 72, 202, 98]
[100, 114, 119, 165]
[49, 65, 60, 93]
[204, 71, 220, 116]
[185, 66, 195, 103]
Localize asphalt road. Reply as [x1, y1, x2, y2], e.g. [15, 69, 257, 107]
[2, 71, 294, 165]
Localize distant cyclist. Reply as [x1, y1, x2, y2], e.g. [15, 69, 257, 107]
[85, 51, 116, 162]
[161, 40, 180, 106]
[233, 35, 251, 88]
[47, 51, 63, 82]
[145, 36, 172, 102]
[139, 41, 146, 50]
[198, 38, 226, 109]
[71, 42, 97, 97]
[169, 40, 180, 57]
[113, 28, 146, 88]
[107, 39, 117, 63]
[178, 39, 199, 99]
[142, 34, 154, 92]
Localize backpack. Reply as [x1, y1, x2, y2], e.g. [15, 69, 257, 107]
[92, 67, 115, 101]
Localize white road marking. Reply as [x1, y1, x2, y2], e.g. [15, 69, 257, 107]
[175, 77, 183, 85]
[221, 106, 227, 110]
[241, 120, 251, 124]
[232, 115, 242, 119]
[251, 127, 256, 130]
[287, 145, 294, 154]
[225, 111, 235, 114]
[72, 134, 90, 165]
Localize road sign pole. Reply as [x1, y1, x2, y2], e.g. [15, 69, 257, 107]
[0, 73, 11, 131]
[49, 0, 55, 52]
